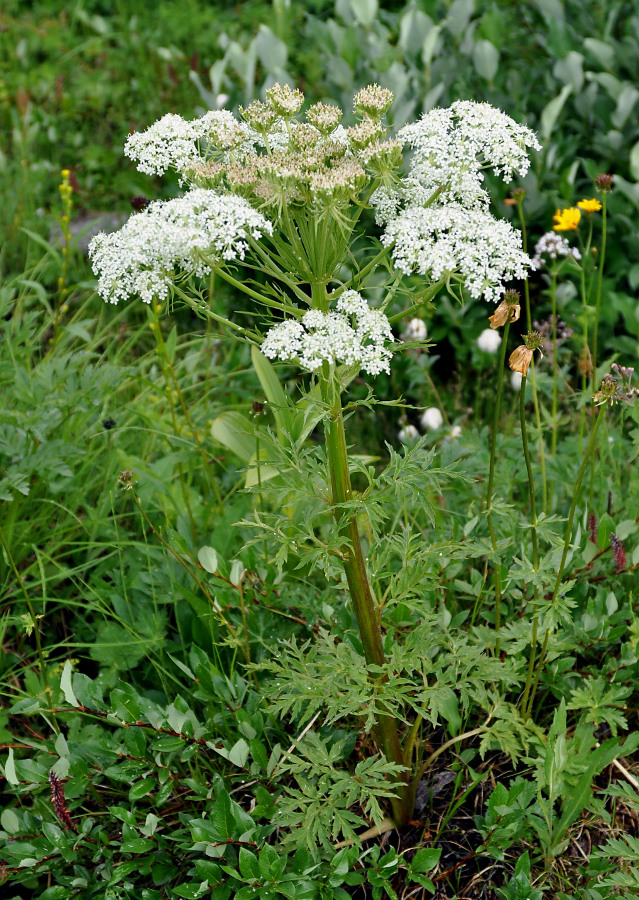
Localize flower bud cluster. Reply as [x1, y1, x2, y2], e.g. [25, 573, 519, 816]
[261, 290, 393, 376]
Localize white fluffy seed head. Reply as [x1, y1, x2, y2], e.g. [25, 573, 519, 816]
[420, 407, 443, 431]
[403, 318, 428, 342]
[477, 328, 503, 353]
[398, 424, 420, 443]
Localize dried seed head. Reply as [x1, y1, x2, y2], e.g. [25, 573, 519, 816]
[489, 290, 521, 328]
[509, 345, 534, 376]
[610, 533, 626, 572]
[578, 346, 593, 377]
[523, 330, 544, 352]
[595, 173, 613, 191]
[593, 373, 619, 405]
[588, 512, 598, 544]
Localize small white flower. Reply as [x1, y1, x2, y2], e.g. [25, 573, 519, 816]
[403, 318, 427, 342]
[398, 424, 420, 443]
[450, 424, 462, 439]
[216, 93, 230, 109]
[477, 328, 502, 353]
[420, 407, 443, 431]
[511, 371, 523, 390]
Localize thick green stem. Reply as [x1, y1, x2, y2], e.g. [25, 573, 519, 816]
[313, 284, 411, 825]
[525, 404, 606, 715]
[323, 384, 411, 824]
[485, 318, 510, 654]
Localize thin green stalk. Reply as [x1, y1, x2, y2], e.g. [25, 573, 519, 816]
[589, 193, 608, 502]
[517, 374, 541, 718]
[577, 218, 594, 452]
[591, 193, 607, 382]
[525, 404, 606, 716]
[518, 196, 547, 511]
[485, 318, 511, 655]
[0, 524, 59, 733]
[550, 266, 559, 456]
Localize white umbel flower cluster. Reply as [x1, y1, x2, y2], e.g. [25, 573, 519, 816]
[396, 102, 540, 211]
[375, 101, 539, 303]
[531, 231, 581, 269]
[88, 190, 273, 304]
[384, 204, 530, 303]
[124, 114, 200, 176]
[261, 290, 393, 375]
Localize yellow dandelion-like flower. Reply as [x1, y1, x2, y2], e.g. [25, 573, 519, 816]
[553, 207, 581, 231]
[577, 198, 602, 213]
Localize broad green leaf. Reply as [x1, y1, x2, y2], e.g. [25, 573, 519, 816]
[1, 808, 20, 833]
[198, 546, 218, 574]
[540, 84, 572, 142]
[165, 325, 178, 363]
[211, 412, 257, 463]
[473, 39, 499, 81]
[60, 660, 79, 707]
[349, 0, 378, 28]
[4, 747, 18, 785]
[255, 24, 287, 71]
[629, 140, 639, 182]
[251, 345, 293, 437]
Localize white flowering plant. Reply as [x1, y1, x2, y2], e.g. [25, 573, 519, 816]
[90, 84, 542, 829]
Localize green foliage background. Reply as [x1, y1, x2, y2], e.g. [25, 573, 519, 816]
[2, 1, 639, 898]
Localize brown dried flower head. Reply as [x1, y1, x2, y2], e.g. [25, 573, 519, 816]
[578, 346, 593, 377]
[509, 345, 533, 376]
[509, 330, 543, 375]
[489, 289, 521, 328]
[595, 173, 614, 192]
